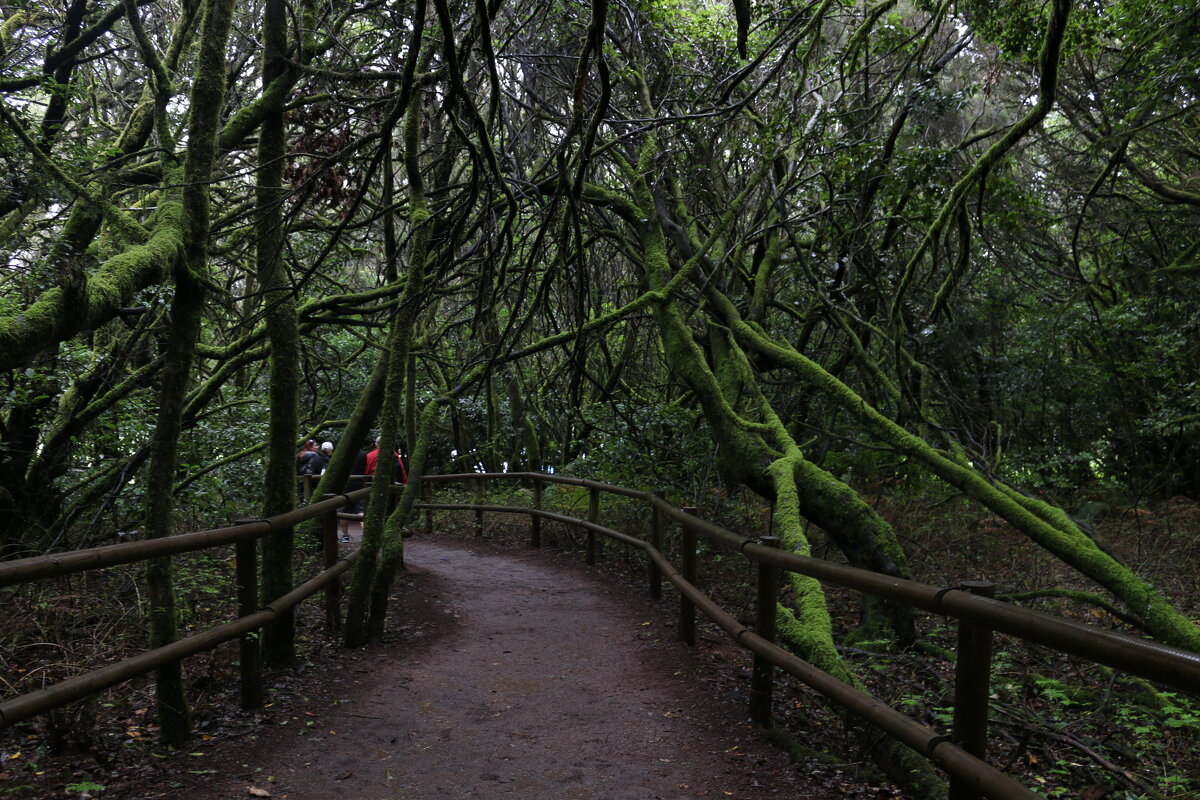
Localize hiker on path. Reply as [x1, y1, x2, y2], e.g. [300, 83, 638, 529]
[365, 436, 407, 484]
[297, 439, 323, 476]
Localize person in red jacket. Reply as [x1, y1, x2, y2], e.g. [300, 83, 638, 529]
[365, 437, 407, 484]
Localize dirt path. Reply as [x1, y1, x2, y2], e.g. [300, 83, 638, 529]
[165, 536, 805, 799]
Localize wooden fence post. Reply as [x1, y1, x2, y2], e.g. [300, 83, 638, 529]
[648, 490, 664, 599]
[678, 506, 698, 646]
[474, 479, 484, 537]
[235, 534, 263, 709]
[749, 536, 781, 725]
[531, 479, 542, 548]
[423, 478, 433, 535]
[586, 485, 600, 565]
[321, 495, 340, 634]
[950, 580, 996, 800]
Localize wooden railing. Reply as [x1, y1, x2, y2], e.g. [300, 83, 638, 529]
[0, 488, 372, 728]
[2, 471, 1198, 800]
[418, 472, 1200, 800]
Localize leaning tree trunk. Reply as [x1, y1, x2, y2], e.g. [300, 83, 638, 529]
[724, 306, 1200, 653]
[344, 315, 407, 647]
[362, 88, 436, 644]
[366, 399, 440, 642]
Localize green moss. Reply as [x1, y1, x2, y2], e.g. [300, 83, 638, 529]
[793, 455, 911, 575]
[0, 196, 36, 240]
[0, 11, 28, 51]
[767, 456, 851, 677]
[0, 287, 61, 353]
[0, 192, 183, 371]
[727, 314, 1200, 652]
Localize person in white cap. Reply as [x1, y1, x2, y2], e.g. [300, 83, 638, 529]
[319, 441, 334, 473]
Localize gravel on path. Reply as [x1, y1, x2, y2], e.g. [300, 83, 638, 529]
[164, 535, 804, 800]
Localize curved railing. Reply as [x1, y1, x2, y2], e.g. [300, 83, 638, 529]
[417, 472, 1200, 800]
[2, 471, 1198, 800]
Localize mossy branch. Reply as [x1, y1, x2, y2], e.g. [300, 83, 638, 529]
[721, 303, 1200, 651]
[0, 104, 150, 245]
[0, 192, 184, 371]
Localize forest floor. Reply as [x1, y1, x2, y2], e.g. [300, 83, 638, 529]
[1, 490, 1199, 799]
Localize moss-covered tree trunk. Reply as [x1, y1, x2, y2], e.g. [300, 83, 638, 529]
[142, 0, 237, 746]
[345, 82, 432, 646]
[369, 89, 436, 642]
[255, 0, 300, 669]
[143, 276, 202, 747]
[366, 397, 439, 641]
[343, 314, 407, 647]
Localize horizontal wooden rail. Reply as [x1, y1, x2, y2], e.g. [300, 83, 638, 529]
[736, 542, 1200, 692]
[0, 489, 371, 587]
[416, 500, 1041, 800]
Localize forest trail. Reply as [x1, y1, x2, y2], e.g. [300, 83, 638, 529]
[164, 536, 804, 799]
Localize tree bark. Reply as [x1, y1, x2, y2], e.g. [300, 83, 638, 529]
[256, 0, 300, 668]
[142, 0, 238, 745]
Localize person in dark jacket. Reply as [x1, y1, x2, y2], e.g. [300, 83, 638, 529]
[296, 439, 323, 500]
[297, 439, 323, 476]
